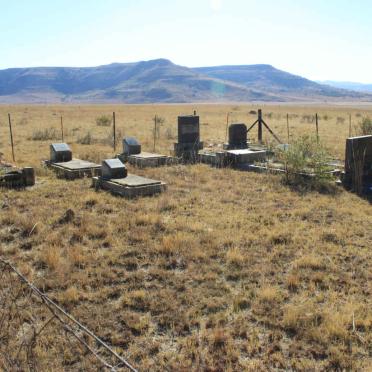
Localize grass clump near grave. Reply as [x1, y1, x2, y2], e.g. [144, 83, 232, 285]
[31, 128, 59, 141]
[277, 135, 335, 192]
[96, 115, 112, 126]
[357, 117, 372, 135]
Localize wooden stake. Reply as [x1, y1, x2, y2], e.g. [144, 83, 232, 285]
[153, 115, 157, 152]
[315, 113, 319, 142]
[286, 113, 290, 143]
[258, 109, 263, 143]
[113, 112, 116, 152]
[60, 116, 64, 142]
[8, 113, 15, 162]
[349, 114, 352, 137]
[225, 112, 229, 142]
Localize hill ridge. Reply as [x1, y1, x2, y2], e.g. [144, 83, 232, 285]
[0, 59, 370, 103]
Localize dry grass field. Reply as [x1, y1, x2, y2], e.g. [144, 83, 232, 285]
[0, 104, 371, 371]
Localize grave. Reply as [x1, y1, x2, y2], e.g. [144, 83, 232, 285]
[342, 135, 372, 195]
[0, 167, 35, 188]
[45, 143, 101, 179]
[199, 122, 266, 168]
[199, 148, 267, 168]
[174, 115, 203, 162]
[92, 158, 166, 198]
[118, 137, 175, 168]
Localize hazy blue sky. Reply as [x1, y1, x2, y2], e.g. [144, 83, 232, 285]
[1, 0, 371, 82]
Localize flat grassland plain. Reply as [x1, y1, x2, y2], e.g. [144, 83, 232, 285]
[0, 104, 371, 371]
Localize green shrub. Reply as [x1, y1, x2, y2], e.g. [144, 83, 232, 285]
[277, 135, 334, 190]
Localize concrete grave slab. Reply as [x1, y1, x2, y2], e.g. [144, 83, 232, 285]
[92, 173, 166, 198]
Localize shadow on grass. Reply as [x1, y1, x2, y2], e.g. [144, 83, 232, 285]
[281, 177, 342, 197]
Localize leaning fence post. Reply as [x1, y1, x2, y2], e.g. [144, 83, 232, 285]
[8, 113, 15, 162]
[315, 113, 319, 142]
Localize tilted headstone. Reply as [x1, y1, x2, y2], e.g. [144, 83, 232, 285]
[123, 137, 141, 156]
[50, 143, 72, 163]
[101, 158, 127, 179]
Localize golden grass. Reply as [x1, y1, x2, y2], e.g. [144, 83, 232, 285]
[0, 103, 371, 370]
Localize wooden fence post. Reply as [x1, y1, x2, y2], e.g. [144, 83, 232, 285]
[113, 112, 116, 152]
[61, 116, 64, 142]
[8, 113, 15, 162]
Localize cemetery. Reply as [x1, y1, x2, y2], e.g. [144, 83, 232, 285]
[44, 143, 101, 179]
[1, 104, 371, 371]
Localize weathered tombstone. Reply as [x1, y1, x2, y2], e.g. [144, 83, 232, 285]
[50, 143, 72, 163]
[174, 115, 203, 162]
[22, 167, 35, 186]
[123, 137, 141, 156]
[343, 135, 372, 194]
[101, 159, 127, 179]
[227, 123, 248, 149]
[178, 115, 200, 144]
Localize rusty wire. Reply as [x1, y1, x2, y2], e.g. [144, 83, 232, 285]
[0, 258, 137, 372]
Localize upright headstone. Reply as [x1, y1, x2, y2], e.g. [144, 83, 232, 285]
[174, 115, 203, 162]
[228, 124, 248, 149]
[344, 135, 372, 194]
[22, 167, 35, 186]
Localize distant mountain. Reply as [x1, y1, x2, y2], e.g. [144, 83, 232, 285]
[318, 80, 372, 93]
[193, 65, 369, 100]
[0, 59, 370, 103]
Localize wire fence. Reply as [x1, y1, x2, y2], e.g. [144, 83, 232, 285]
[0, 258, 137, 372]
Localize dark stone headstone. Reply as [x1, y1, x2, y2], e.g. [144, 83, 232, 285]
[102, 159, 127, 179]
[344, 135, 372, 194]
[178, 116, 200, 144]
[345, 135, 372, 173]
[50, 143, 72, 163]
[123, 137, 141, 156]
[228, 124, 247, 149]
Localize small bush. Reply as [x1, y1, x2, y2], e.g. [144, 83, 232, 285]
[277, 135, 334, 190]
[31, 128, 59, 141]
[77, 132, 93, 145]
[357, 117, 372, 135]
[96, 115, 112, 127]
